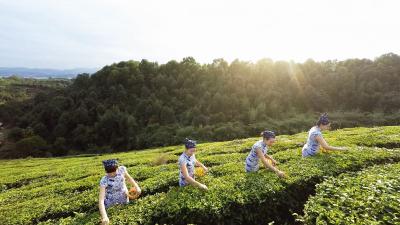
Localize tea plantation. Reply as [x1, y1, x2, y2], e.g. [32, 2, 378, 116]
[301, 163, 400, 224]
[1, 126, 400, 224]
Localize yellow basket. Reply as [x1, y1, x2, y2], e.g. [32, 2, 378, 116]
[195, 167, 205, 177]
[128, 187, 139, 200]
[320, 147, 332, 154]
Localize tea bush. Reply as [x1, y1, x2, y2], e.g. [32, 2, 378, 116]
[300, 163, 400, 225]
[0, 126, 399, 224]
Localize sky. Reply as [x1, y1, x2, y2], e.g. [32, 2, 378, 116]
[0, 0, 399, 69]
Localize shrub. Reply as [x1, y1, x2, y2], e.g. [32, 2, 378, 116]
[300, 163, 400, 225]
[15, 135, 48, 157]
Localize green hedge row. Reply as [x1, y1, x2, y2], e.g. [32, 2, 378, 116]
[1, 126, 399, 224]
[51, 147, 400, 225]
[300, 163, 400, 225]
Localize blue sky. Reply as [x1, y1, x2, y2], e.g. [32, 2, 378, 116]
[0, 0, 399, 69]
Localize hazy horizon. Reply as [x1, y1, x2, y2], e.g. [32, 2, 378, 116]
[0, 52, 398, 71]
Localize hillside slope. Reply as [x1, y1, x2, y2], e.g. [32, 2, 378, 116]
[0, 126, 400, 224]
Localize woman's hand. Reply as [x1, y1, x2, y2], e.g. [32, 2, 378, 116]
[276, 170, 286, 178]
[199, 184, 208, 191]
[136, 187, 142, 196]
[101, 216, 110, 225]
[203, 166, 209, 173]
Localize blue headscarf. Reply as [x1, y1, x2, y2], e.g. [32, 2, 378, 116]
[102, 159, 118, 170]
[317, 113, 330, 125]
[262, 130, 275, 139]
[184, 138, 197, 149]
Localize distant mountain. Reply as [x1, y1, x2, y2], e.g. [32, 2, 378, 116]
[0, 67, 99, 79]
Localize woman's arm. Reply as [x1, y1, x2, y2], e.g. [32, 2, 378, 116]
[181, 163, 208, 190]
[99, 186, 109, 225]
[256, 148, 285, 178]
[316, 136, 346, 151]
[125, 171, 141, 195]
[264, 154, 277, 166]
[195, 160, 208, 173]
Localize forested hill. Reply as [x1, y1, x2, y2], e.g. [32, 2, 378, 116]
[1, 53, 400, 158]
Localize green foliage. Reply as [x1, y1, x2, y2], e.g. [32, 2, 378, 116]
[15, 135, 49, 157]
[300, 163, 400, 225]
[0, 126, 399, 224]
[0, 76, 70, 105]
[7, 127, 24, 142]
[2, 54, 400, 157]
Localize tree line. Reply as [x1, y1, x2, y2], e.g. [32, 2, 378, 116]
[1, 53, 399, 158]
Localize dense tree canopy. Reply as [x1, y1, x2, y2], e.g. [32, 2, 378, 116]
[1, 53, 400, 158]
